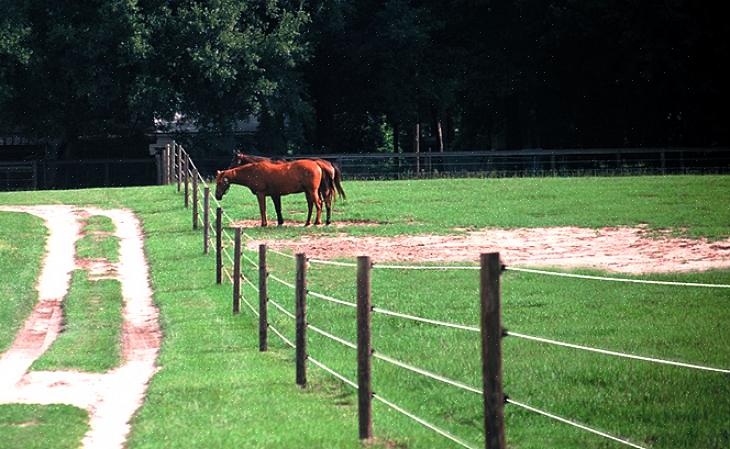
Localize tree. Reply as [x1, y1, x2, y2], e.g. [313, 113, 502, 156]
[0, 0, 310, 155]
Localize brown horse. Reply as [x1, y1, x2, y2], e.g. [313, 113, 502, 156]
[228, 152, 346, 201]
[215, 160, 323, 227]
[228, 152, 346, 224]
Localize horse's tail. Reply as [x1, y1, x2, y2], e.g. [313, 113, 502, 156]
[319, 165, 336, 206]
[332, 163, 346, 200]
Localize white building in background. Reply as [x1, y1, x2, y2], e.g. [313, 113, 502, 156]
[148, 113, 259, 156]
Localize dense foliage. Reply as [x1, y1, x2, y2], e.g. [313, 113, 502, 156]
[0, 1, 727, 154]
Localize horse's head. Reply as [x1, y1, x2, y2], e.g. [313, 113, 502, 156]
[215, 170, 231, 201]
[229, 152, 269, 169]
[227, 153, 244, 169]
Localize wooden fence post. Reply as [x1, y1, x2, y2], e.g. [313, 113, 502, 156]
[356, 255, 373, 441]
[233, 228, 241, 314]
[259, 244, 268, 352]
[164, 144, 170, 184]
[203, 187, 210, 254]
[167, 144, 173, 184]
[295, 253, 307, 387]
[184, 153, 190, 208]
[192, 173, 199, 229]
[480, 252, 505, 449]
[176, 144, 182, 192]
[216, 207, 222, 284]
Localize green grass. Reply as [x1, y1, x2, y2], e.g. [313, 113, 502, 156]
[216, 175, 730, 239]
[31, 270, 123, 372]
[0, 175, 729, 449]
[0, 212, 46, 352]
[0, 405, 88, 449]
[76, 215, 119, 261]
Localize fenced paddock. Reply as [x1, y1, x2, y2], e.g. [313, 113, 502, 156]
[165, 143, 730, 449]
[185, 147, 730, 180]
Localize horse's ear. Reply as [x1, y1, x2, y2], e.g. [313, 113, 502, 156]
[216, 170, 221, 176]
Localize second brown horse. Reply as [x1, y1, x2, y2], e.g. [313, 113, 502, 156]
[215, 159, 326, 227]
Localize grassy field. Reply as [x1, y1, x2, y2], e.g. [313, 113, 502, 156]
[0, 212, 46, 353]
[0, 175, 729, 449]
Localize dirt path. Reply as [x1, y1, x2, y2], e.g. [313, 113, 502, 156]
[239, 222, 730, 274]
[0, 205, 160, 449]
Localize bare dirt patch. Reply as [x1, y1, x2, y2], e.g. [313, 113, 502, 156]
[249, 226, 730, 274]
[0, 205, 160, 449]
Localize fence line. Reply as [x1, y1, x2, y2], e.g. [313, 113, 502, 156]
[506, 266, 730, 288]
[506, 398, 648, 449]
[506, 331, 730, 373]
[171, 143, 727, 449]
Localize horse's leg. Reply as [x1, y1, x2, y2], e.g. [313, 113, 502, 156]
[313, 189, 323, 225]
[272, 195, 284, 226]
[323, 190, 331, 225]
[256, 193, 268, 227]
[304, 192, 313, 226]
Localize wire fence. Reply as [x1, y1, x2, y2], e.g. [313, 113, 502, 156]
[168, 143, 729, 449]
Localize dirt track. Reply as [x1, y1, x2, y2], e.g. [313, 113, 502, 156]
[0, 205, 160, 449]
[236, 221, 730, 274]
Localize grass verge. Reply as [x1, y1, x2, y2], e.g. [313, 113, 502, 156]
[0, 175, 729, 449]
[31, 270, 123, 372]
[0, 211, 46, 352]
[0, 404, 88, 449]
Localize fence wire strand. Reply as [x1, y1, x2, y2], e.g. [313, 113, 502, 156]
[309, 324, 357, 350]
[506, 398, 648, 449]
[308, 290, 357, 308]
[269, 298, 296, 320]
[269, 247, 297, 260]
[269, 324, 295, 349]
[373, 351, 481, 395]
[372, 307, 479, 332]
[372, 394, 478, 449]
[309, 258, 358, 268]
[240, 251, 260, 268]
[242, 275, 259, 293]
[506, 331, 730, 373]
[373, 263, 479, 271]
[506, 266, 730, 288]
[270, 273, 296, 290]
[309, 356, 359, 389]
[240, 294, 259, 317]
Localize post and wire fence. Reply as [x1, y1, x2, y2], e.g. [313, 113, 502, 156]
[163, 142, 730, 449]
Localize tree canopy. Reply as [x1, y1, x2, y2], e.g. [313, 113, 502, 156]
[0, 0, 727, 155]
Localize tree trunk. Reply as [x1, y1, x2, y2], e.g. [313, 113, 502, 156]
[432, 107, 444, 152]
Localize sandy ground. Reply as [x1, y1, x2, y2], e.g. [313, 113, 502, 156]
[0, 205, 160, 449]
[235, 220, 730, 274]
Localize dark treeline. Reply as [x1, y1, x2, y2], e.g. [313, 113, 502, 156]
[1, 1, 728, 157]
